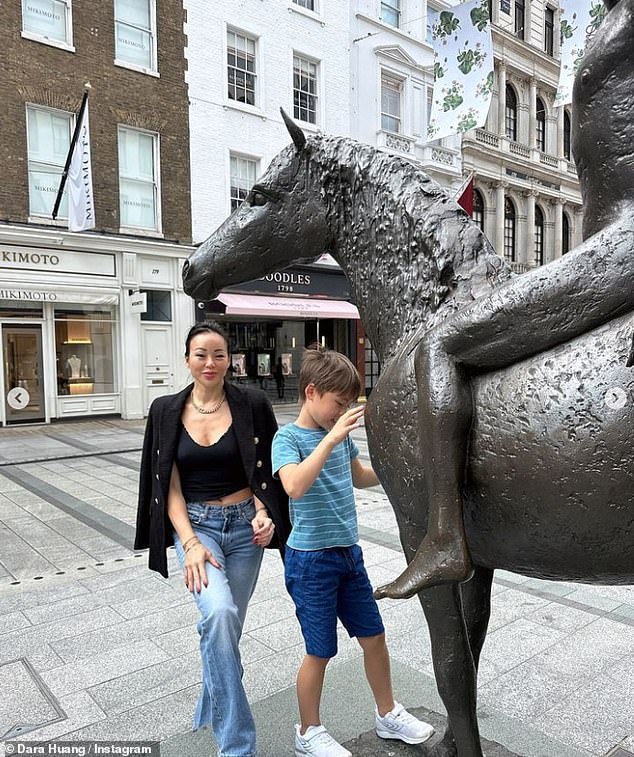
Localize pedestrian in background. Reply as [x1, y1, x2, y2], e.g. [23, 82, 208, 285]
[135, 320, 290, 757]
[272, 346, 434, 757]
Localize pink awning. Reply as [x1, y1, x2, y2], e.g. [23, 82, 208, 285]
[215, 293, 359, 319]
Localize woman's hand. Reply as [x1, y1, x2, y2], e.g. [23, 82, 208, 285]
[252, 509, 275, 547]
[183, 541, 221, 594]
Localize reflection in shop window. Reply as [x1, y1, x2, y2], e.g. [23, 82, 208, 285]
[55, 307, 116, 396]
[140, 290, 172, 321]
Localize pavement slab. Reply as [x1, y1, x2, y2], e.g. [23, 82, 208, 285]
[1, 414, 633, 757]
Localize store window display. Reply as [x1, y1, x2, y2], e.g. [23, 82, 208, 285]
[55, 306, 116, 395]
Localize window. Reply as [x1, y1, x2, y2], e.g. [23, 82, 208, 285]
[380, 0, 401, 27]
[514, 0, 525, 39]
[26, 105, 72, 220]
[227, 30, 256, 106]
[140, 290, 172, 322]
[544, 6, 554, 55]
[505, 84, 517, 141]
[536, 97, 546, 152]
[55, 306, 116, 396]
[534, 205, 544, 266]
[562, 212, 570, 254]
[503, 197, 516, 262]
[22, 0, 72, 46]
[563, 110, 571, 160]
[472, 189, 484, 231]
[292, 0, 315, 9]
[114, 0, 156, 71]
[293, 55, 318, 125]
[118, 126, 159, 230]
[230, 155, 257, 212]
[381, 74, 402, 134]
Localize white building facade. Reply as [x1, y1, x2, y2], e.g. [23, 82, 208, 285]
[462, 0, 582, 271]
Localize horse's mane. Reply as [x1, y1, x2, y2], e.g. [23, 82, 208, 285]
[299, 133, 511, 356]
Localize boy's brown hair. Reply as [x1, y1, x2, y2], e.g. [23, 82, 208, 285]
[298, 345, 361, 402]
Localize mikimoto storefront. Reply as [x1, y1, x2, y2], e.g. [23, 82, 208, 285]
[196, 260, 361, 404]
[0, 229, 193, 425]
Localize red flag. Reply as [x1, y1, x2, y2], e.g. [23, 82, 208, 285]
[456, 175, 474, 216]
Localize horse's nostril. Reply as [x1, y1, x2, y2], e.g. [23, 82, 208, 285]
[182, 260, 190, 280]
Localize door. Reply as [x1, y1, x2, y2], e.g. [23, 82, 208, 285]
[141, 324, 174, 413]
[2, 325, 45, 424]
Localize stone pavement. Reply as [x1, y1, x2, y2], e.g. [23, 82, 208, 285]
[0, 411, 633, 757]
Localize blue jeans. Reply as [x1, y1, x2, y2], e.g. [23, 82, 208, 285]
[174, 498, 263, 757]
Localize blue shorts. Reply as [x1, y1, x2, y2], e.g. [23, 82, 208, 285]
[284, 544, 385, 659]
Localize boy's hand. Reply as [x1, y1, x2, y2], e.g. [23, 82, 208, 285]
[327, 405, 365, 445]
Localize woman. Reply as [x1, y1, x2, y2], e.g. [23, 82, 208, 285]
[135, 321, 290, 757]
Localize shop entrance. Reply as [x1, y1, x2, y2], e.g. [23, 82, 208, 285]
[2, 325, 45, 424]
[141, 324, 174, 413]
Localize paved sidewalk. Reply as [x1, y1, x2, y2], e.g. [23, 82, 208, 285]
[0, 413, 633, 757]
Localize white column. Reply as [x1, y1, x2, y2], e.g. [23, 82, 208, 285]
[495, 182, 506, 257]
[497, 64, 506, 136]
[556, 105, 564, 157]
[529, 78, 537, 149]
[525, 192, 536, 266]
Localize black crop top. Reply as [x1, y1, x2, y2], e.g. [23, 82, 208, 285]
[175, 423, 249, 502]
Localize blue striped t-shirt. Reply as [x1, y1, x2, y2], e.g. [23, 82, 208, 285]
[272, 423, 360, 551]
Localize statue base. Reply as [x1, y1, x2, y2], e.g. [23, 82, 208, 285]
[343, 705, 521, 756]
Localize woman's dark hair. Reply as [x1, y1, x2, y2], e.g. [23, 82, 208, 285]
[184, 321, 230, 356]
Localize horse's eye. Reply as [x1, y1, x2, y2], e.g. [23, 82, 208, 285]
[250, 190, 268, 207]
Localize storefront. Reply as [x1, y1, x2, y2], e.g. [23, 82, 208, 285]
[0, 226, 194, 425]
[195, 258, 362, 403]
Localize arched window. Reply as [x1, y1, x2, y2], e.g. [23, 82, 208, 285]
[472, 188, 484, 231]
[562, 212, 570, 254]
[536, 97, 546, 152]
[534, 205, 544, 266]
[505, 85, 517, 141]
[563, 110, 571, 160]
[504, 197, 516, 262]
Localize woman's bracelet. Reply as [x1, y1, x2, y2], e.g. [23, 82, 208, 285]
[184, 540, 202, 554]
[255, 507, 268, 514]
[182, 535, 198, 550]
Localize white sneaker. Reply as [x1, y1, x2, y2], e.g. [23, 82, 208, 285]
[294, 724, 352, 757]
[375, 702, 435, 745]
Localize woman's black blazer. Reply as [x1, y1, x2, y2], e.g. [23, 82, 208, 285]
[134, 380, 291, 578]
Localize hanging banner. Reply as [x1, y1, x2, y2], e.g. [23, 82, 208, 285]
[428, 0, 494, 141]
[555, 1, 607, 106]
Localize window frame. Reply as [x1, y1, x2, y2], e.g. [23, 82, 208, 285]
[229, 153, 258, 214]
[26, 103, 74, 222]
[536, 97, 546, 152]
[503, 197, 516, 263]
[505, 84, 517, 142]
[226, 28, 258, 108]
[380, 72, 403, 135]
[562, 211, 570, 255]
[293, 53, 319, 126]
[117, 125, 161, 233]
[514, 0, 525, 39]
[292, 0, 316, 11]
[544, 6, 554, 56]
[113, 0, 158, 76]
[380, 0, 401, 28]
[563, 110, 571, 160]
[21, 0, 74, 51]
[472, 188, 485, 232]
[534, 204, 544, 267]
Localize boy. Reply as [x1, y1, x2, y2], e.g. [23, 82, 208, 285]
[272, 347, 434, 757]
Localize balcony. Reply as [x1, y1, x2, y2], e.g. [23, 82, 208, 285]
[474, 128, 500, 148]
[376, 130, 416, 155]
[509, 261, 535, 274]
[509, 141, 531, 159]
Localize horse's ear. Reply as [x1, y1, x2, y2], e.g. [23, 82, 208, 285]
[280, 107, 307, 151]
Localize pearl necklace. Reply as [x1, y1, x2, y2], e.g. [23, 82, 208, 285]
[190, 391, 226, 414]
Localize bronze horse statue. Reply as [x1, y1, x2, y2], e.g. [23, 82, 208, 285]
[183, 2, 634, 754]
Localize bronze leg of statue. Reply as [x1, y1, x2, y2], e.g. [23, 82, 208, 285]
[376, 219, 634, 598]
